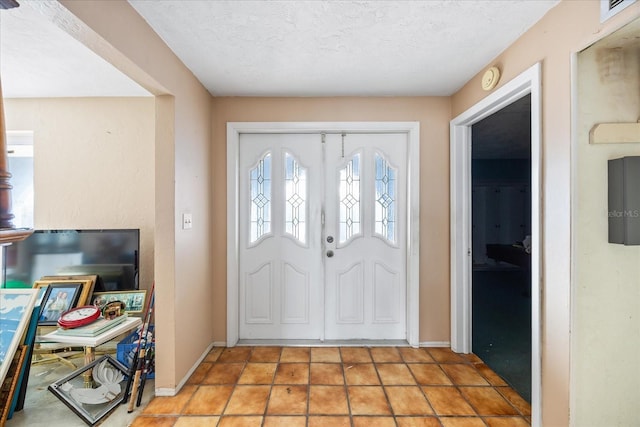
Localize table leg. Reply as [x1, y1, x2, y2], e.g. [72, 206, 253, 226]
[82, 346, 95, 388]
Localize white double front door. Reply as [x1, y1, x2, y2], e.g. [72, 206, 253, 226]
[239, 132, 407, 340]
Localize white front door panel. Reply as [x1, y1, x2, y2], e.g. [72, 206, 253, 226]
[239, 132, 407, 341]
[239, 133, 323, 339]
[323, 133, 407, 340]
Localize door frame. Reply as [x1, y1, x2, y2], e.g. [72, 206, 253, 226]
[227, 121, 420, 347]
[450, 63, 541, 426]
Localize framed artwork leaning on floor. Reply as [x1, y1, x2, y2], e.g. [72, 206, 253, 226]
[0, 289, 38, 385]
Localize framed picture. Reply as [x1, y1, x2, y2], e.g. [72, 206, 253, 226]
[91, 290, 147, 314]
[48, 354, 129, 426]
[0, 289, 38, 385]
[35, 278, 95, 308]
[36, 282, 82, 325]
[40, 275, 98, 304]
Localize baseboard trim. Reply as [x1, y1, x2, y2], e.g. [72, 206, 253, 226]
[237, 339, 410, 347]
[419, 341, 451, 348]
[154, 341, 216, 397]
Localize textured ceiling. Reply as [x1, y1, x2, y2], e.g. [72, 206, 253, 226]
[128, 0, 558, 96]
[0, 2, 150, 98]
[1, 0, 558, 98]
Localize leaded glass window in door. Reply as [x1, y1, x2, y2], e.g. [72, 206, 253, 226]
[284, 152, 307, 244]
[249, 152, 271, 243]
[338, 153, 361, 244]
[374, 152, 397, 244]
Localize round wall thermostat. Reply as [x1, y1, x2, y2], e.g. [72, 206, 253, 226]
[481, 66, 501, 91]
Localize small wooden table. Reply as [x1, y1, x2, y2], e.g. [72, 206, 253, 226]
[40, 317, 142, 387]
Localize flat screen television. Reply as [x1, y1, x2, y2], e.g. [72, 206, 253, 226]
[3, 229, 139, 291]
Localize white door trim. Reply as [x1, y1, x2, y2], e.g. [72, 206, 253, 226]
[450, 63, 541, 427]
[227, 122, 420, 347]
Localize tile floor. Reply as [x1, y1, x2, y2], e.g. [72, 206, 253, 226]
[131, 346, 531, 427]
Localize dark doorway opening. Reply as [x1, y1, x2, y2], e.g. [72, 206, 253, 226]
[471, 94, 532, 402]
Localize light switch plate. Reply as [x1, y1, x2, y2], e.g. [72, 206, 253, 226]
[182, 213, 193, 230]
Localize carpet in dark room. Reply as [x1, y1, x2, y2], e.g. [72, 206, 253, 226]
[472, 268, 531, 402]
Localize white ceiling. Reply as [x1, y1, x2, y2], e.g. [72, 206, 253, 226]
[0, 0, 559, 98]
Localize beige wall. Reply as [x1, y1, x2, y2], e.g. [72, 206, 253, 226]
[4, 97, 155, 288]
[211, 97, 452, 343]
[574, 26, 640, 427]
[58, 0, 214, 391]
[452, 1, 640, 426]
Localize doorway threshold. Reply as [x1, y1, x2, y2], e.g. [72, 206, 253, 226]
[237, 339, 410, 347]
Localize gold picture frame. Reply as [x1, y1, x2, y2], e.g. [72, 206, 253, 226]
[33, 278, 94, 308]
[40, 275, 98, 303]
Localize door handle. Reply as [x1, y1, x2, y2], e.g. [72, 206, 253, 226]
[326, 250, 334, 258]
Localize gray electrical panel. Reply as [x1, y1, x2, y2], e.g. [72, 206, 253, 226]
[608, 156, 640, 245]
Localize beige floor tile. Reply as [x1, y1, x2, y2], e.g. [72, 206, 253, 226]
[202, 363, 245, 384]
[440, 364, 489, 386]
[310, 363, 344, 385]
[274, 363, 310, 384]
[395, 417, 442, 427]
[385, 386, 433, 416]
[266, 385, 308, 415]
[484, 416, 531, 427]
[496, 387, 531, 416]
[174, 416, 221, 426]
[461, 353, 484, 364]
[218, 415, 264, 427]
[340, 347, 372, 363]
[308, 416, 351, 427]
[459, 386, 520, 416]
[422, 386, 476, 416]
[142, 384, 197, 415]
[249, 346, 282, 362]
[309, 385, 349, 414]
[187, 362, 214, 384]
[370, 347, 403, 363]
[348, 386, 392, 415]
[224, 385, 271, 415]
[204, 347, 224, 362]
[310, 347, 341, 362]
[280, 347, 310, 362]
[426, 348, 466, 363]
[263, 416, 307, 426]
[238, 362, 277, 384]
[130, 416, 179, 427]
[439, 417, 487, 427]
[398, 347, 435, 363]
[475, 363, 508, 386]
[352, 416, 397, 426]
[409, 364, 452, 385]
[137, 346, 525, 427]
[182, 385, 234, 415]
[344, 363, 381, 385]
[218, 347, 253, 363]
[376, 363, 416, 385]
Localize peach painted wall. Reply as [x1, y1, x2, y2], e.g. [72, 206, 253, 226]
[210, 97, 452, 343]
[4, 97, 155, 290]
[451, 1, 640, 426]
[57, 0, 214, 392]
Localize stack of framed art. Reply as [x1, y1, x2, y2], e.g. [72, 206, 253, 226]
[1, 275, 149, 425]
[0, 288, 39, 425]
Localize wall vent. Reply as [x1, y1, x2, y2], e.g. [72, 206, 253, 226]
[601, 0, 636, 22]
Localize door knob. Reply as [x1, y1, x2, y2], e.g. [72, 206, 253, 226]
[326, 250, 334, 258]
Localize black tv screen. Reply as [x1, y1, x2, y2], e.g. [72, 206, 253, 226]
[3, 229, 139, 291]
